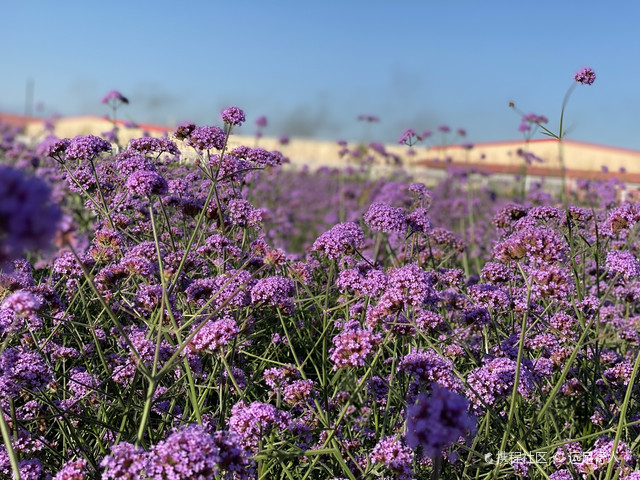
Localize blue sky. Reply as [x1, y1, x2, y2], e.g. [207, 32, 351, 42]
[2, 1, 639, 150]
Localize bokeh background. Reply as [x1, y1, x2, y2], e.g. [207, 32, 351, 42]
[2, 0, 639, 149]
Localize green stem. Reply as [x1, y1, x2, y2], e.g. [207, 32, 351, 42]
[604, 350, 640, 480]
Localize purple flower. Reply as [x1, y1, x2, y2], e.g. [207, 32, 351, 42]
[243, 147, 282, 166]
[522, 113, 548, 125]
[576, 437, 635, 477]
[398, 349, 463, 392]
[364, 202, 407, 233]
[398, 128, 417, 145]
[0, 347, 52, 400]
[466, 357, 536, 411]
[312, 222, 364, 259]
[101, 442, 148, 480]
[438, 125, 451, 133]
[283, 379, 315, 406]
[101, 90, 129, 105]
[574, 67, 596, 85]
[227, 199, 254, 226]
[221, 106, 246, 126]
[53, 458, 89, 479]
[407, 208, 432, 233]
[186, 126, 226, 151]
[41, 137, 71, 160]
[65, 135, 112, 161]
[255, 115, 268, 128]
[329, 321, 381, 370]
[116, 153, 156, 177]
[251, 276, 296, 313]
[370, 436, 415, 479]
[0, 166, 61, 262]
[606, 250, 640, 279]
[146, 425, 253, 479]
[189, 316, 239, 353]
[494, 225, 567, 265]
[128, 136, 179, 155]
[173, 121, 196, 141]
[125, 170, 169, 197]
[405, 386, 476, 458]
[229, 401, 290, 451]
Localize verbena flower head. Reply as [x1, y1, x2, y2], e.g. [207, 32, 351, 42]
[329, 321, 381, 370]
[574, 67, 596, 85]
[364, 202, 407, 233]
[42, 137, 71, 160]
[229, 401, 290, 451]
[100, 442, 148, 480]
[125, 170, 168, 197]
[65, 135, 112, 161]
[466, 357, 536, 411]
[128, 136, 179, 155]
[370, 436, 415, 479]
[221, 106, 246, 126]
[0, 347, 52, 400]
[312, 222, 364, 259]
[101, 90, 129, 105]
[398, 129, 418, 146]
[251, 276, 296, 313]
[186, 126, 226, 151]
[145, 424, 253, 479]
[173, 121, 196, 141]
[53, 458, 89, 479]
[255, 115, 268, 128]
[405, 385, 476, 459]
[189, 316, 239, 353]
[0, 166, 61, 262]
[606, 250, 640, 279]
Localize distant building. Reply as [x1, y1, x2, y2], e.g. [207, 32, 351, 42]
[2, 113, 639, 185]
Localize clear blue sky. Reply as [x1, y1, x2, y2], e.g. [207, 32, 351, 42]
[2, 1, 639, 150]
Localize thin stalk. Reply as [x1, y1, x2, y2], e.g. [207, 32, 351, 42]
[604, 350, 640, 480]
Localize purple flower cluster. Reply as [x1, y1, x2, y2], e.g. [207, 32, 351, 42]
[283, 379, 315, 406]
[329, 321, 381, 370]
[370, 435, 415, 479]
[606, 250, 640, 279]
[398, 349, 463, 392]
[221, 106, 246, 126]
[229, 401, 290, 450]
[466, 357, 536, 411]
[101, 90, 129, 105]
[65, 135, 112, 161]
[0, 347, 52, 400]
[125, 169, 169, 197]
[576, 437, 635, 477]
[494, 225, 567, 265]
[100, 442, 147, 479]
[398, 128, 418, 145]
[186, 125, 226, 151]
[251, 275, 296, 313]
[574, 67, 596, 85]
[128, 136, 179, 155]
[405, 386, 476, 458]
[364, 202, 407, 233]
[147, 425, 253, 480]
[0, 165, 61, 262]
[189, 316, 239, 353]
[312, 222, 364, 259]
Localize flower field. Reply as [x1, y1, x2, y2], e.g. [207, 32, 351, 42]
[2, 69, 640, 480]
